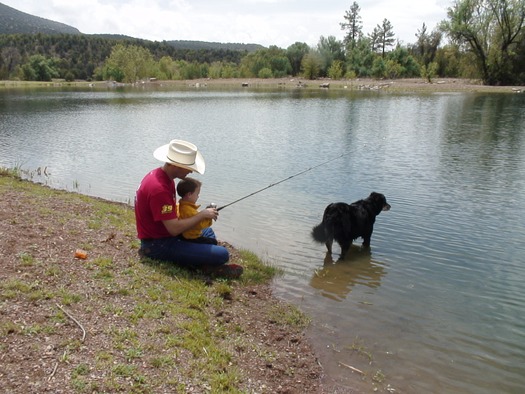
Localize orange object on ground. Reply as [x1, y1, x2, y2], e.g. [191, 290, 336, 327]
[74, 249, 88, 259]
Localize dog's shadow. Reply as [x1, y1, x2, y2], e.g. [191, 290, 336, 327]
[309, 245, 386, 301]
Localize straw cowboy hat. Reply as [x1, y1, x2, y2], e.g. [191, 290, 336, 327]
[153, 139, 206, 174]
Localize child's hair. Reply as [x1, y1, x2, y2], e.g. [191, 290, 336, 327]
[177, 177, 202, 198]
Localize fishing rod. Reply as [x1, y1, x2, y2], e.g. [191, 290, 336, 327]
[215, 152, 348, 211]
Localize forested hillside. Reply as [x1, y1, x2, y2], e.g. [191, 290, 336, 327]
[0, 34, 251, 80]
[0, 2, 263, 51]
[1, 1, 524, 85]
[0, 2, 264, 81]
[165, 40, 263, 52]
[0, 2, 80, 35]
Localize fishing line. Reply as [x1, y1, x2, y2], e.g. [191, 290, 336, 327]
[216, 152, 348, 211]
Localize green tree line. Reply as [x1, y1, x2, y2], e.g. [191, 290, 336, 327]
[1, 0, 524, 85]
[0, 33, 247, 82]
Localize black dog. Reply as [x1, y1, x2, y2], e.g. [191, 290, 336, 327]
[312, 192, 391, 258]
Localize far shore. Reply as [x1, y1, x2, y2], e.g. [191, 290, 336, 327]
[2, 77, 524, 94]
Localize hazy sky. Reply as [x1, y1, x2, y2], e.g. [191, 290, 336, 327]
[3, 0, 451, 48]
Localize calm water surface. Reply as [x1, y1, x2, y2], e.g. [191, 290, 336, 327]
[1, 85, 524, 393]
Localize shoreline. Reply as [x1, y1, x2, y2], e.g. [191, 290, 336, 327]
[1, 79, 522, 392]
[0, 171, 362, 393]
[2, 77, 525, 94]
[157, 77, 525, 94]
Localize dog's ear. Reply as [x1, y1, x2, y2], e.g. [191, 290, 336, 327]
[370, 192, 387, 205]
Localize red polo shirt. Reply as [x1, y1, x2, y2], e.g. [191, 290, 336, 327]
[135, 168, 178, 239]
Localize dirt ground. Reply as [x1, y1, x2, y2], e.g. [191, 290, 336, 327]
[0, 175, 366, 393]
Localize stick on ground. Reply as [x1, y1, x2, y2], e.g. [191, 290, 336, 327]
[56, 303, 86, 342]
[338, 362, 365, 375]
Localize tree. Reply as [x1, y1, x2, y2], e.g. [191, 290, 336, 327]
[103, 44, 156, 83]
[301, 51, 322, 79]
[327, 59, 345, 79]
[316, 35, 345, 76]
[513, 36, 525, 82]
[387, 45, 421, 78]
[412, 23, 443, 67]
[371, 19, 396, 57]
[64, 71, 75, 82]
[441, 0, 525, 85]
[208, 61, 222, 79]
[434, 43, 478, 78]
[411, 23, 443, 80]
[420, 61, 440, 82]
[0, 47, 21, 79]
[340, 1, 363, 49]
[346, 36, 375, 77]
[219, 62, 240, 78]
[240, 46, 292, 78]
[178, 61, 204, 79]
[20, 54, 59, 81]
[239, 49, 271, 78]
[267, 46, 292, 77]
[258, 67, 273, 78]
[371, 56, 386, 78]
[286, 42, 310, 76]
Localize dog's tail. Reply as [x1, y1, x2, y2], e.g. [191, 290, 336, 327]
[311, 222, 327, 243]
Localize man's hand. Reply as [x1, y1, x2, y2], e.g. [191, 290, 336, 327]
[202, 207, 218, 221]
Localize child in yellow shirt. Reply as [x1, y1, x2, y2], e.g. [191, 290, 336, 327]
[176, 177, 218, 245]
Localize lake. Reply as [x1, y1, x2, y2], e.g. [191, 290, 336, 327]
[1, 84, 524, 393]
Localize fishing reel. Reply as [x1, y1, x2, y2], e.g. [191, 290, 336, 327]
[206, 203, 218, 220]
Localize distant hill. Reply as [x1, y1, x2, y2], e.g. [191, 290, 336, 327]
[0, 2, 81, 35]
[89, 36, 265, 52]
[165, 40, 264, 52]
[0, 3, 265, 51]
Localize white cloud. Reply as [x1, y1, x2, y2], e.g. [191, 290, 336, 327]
[4, 0, 449, 48]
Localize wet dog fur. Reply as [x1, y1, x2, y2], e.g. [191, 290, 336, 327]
[312, 192, 391, 258]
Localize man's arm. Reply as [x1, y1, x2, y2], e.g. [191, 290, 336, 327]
[162, 208, 217, 236]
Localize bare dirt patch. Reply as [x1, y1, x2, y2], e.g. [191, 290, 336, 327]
[0, 175, 364, 393]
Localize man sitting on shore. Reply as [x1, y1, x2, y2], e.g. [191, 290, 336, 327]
[134, 139, 242, 278]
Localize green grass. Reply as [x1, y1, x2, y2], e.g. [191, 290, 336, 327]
[0, 167, 312, 393]
[269, 303, 311, 327]
[17, 251, 36, 266]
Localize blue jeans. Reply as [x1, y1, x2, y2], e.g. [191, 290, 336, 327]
[140, 228, 229, 267]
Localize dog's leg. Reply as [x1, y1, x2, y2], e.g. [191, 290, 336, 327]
[362, 232, 372, 247]
[325, 236, 333, 255]
[340, 240, 352, 259]
[323, 252, 334, 265]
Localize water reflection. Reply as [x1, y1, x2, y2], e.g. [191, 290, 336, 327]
[309, 245, 386, 302]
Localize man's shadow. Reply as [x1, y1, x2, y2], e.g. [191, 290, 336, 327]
[309, 245, 387, 302]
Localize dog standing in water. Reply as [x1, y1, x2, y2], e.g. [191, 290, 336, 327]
[311, 192, 391, 259]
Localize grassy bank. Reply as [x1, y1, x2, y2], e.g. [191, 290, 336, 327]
[0, 169, 326, 393]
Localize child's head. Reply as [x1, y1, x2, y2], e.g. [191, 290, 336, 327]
[176, 177, 202, 203]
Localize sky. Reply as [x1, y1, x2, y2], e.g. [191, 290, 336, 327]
[3, 0, 451, 48]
